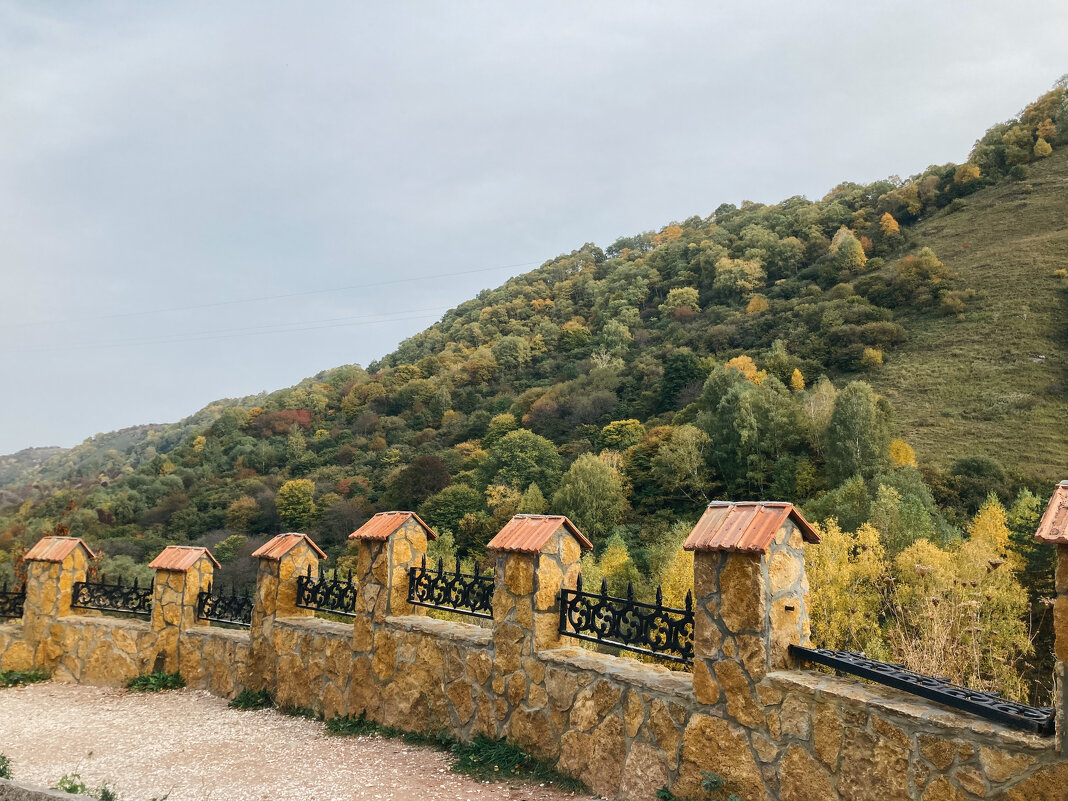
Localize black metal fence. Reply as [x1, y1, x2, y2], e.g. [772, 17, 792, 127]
[407, 556, 494, 619]
[0, 581, 25, 620]
[295, 566, 358, 617]
[196, 583, 254, 627]
[790, 645, 1055, 736]
[71, 576, 153, 618]
[559, 577, 694, 664]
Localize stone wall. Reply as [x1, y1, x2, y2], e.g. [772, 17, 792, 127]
[3, 519, 1067, 800]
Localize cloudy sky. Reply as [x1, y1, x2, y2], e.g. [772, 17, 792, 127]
[1, 2, 1066, 454]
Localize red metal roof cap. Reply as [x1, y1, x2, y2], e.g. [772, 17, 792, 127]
[683, 501, 819, 554]
[1035, 482, 1068, 545]
[348, 511, 438, 541]
[251, 533, 327, 561]
[486, 514, 593, 554]
[148, 546, 221, 571]
[23, 536, 97, 563]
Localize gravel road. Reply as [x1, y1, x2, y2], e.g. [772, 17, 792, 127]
[0, 683, 590, 801]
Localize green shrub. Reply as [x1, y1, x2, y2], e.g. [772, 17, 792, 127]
[325, 713, 378, 737]
[0, 753, 11, 779]
[54, 773, 91, 794]
[126, 671, 184, 692]
[279, 705, 320, 720]
[0, 668, 50, 688]
[228, 689, 273, 710]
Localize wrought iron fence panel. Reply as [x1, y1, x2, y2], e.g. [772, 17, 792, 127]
[0, 581, 25, 619]
[407, 556, 494, 619]
[790, 645, 1054, 736]
[196, 583, 254, 627]
[558, 576, 694, 664]
[71, 575, 153, 618]
[295, 566, 358, 617]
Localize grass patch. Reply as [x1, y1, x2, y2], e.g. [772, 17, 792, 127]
[0, 668, 49, 688]
[228, 689, 274, 710]
[126, 671, 185, 693]
[278, 705, 320, 720]
[451, 736, 586, 792]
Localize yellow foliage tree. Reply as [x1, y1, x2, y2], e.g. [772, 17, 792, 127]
[1036, 118, 1057, 141]
[192, 435, 206, 454]
[879, 212, 901, 236]
[746, 295, 769, 315]
[1034, 138, 1053, 158]
[954, 164, 981, 184]
[724, 355, 766, 385]
[789, 368, 805, 392]
[888, 438, 917, 468]
[861, 347, 883, 367]
[805, 520, 888, 653]
[968, 494, 1011, 555]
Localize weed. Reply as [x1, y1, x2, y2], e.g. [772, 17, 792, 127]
[97, 783, 120, 801]
[228, 689, 274, 710]
[279, 705, 320, 720]
[0, 668, 50, 688]
[0, 753, 11, 780]
[325, 713, 379, 737]
[450, 736, 587, 793]
[125, 672, 185, 692]
[54, 773, 91, 794]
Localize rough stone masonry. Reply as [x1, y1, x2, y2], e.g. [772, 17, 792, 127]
[2, 499, 1068, 801]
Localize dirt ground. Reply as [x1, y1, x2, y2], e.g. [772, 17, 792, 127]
[0, 683, 590, 801]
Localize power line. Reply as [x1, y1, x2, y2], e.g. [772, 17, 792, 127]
[2, 260, 540, 328]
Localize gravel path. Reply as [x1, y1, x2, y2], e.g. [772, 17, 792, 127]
[0, 683, 589, 801]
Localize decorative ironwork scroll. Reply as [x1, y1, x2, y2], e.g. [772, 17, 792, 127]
[790, 645, 1055, 736]
[71, 575, 153, 618]
[558, 577, 694, 664]
[196, 583, 254, 627]
[407, 556, 494, 619]
[295, 565, 358, 617]
[0, 581, 25, 619]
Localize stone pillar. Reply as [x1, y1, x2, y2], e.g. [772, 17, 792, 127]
[21, 537, 97, 665]
[147, 546, 219, 673]
[684, 503, 816, 714]
[1055, 545, 1068, 754]
[248, 533, 324, 691]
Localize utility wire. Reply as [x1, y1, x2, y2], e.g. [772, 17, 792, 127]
[2, 259, 540, 328]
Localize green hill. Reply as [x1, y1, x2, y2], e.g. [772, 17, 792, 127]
[1, 78, 1066, 585]
[870, 147, 1068, 479]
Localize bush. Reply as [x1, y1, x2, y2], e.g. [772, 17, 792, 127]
[0, 668, 49, 688]
[126, 671, 185, 692]
[228, 689, 274, 710]
[0, 753, 10, 779]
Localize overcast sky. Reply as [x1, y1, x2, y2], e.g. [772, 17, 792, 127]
[1, 2, 1066, 454]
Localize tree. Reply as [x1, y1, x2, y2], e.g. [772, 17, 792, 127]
[385, 455, 451, 509]
[518, 483, 548, 514]
[723, 355, 766, 385]
[213, 534, 247, 565]
[888, 439, 916, 468]
[482, 429, 563, 494]
[419, 484, 485, 537]
[746, 295, 769, 315]
[599, 419, 646, 451]
[831, 227, 867, 272]
[790, 369, 805, 393]
[551, 453, 628, 540]
[659, 287, 700, 317]
[490, 336, 531, 373]
[1034, 138, 1053, 158]
[483, 413, 518, 448]
[275, 479, 316, 531]
[225, 495, 260, 532]
[825, 381, 891, 486]
[968, 493, 1011, 554]
[879, 212, 900, 236]
[651, 424, 712, 503]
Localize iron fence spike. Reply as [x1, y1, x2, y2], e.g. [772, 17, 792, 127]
[627, 582, 634, 600]
[685, 590, 693, 611]
[576, 574, 582, 594]
[655, 586, 663, 607]
[600, 577, 608, 597]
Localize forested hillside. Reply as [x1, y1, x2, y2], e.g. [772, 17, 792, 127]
[2, 79, 1066, 701]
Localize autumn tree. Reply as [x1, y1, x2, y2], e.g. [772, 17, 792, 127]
[599, 419, 646, 451]
[275, 479, 316, 531]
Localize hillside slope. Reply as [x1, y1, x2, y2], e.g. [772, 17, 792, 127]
[872, 148, 1068, 478]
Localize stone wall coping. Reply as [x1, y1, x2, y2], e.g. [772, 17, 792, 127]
[0, 778, 95, 800]
[65, 616, 151, 633]
[273, 616, 352, 637]
[768, 670, 1056, 752]
[387, 614, 493, 645]
[540, 646, 696, 697]
[181, 627, 250, 644]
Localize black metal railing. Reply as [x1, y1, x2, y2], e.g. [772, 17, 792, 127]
[559, 577, 694, 664]
[407, 556, 494, 619]
[71, 576, 153, 618]
[0, 581, 25, 619]
[295, 565, 358, 617]
[790, 645, 1055, 736]
[196, 583, 254, 627]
